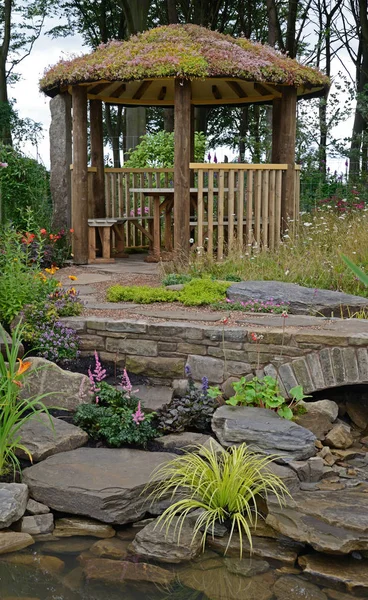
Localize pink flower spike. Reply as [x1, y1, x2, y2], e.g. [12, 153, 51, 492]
[132, 401, 145, 425]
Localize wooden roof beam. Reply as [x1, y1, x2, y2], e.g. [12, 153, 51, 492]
[133, 80, 152, 100]
[158, 86, 167, 100]
[88, 83, 111, 95]
[212, 85, 222, 100]
[254, 82, 272, 96]
[226, 81, 247, 98]
[109, 83, 126, 98]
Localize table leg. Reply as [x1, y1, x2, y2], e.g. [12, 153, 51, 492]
[101, 226, 111, 259]
[153, 197, 160, 258]
[164, 204, 172, 251]
[88, 227, 96, 261]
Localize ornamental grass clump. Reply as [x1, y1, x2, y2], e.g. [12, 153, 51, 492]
[147, 443, 290, 557]
[0, 323, 53, 476]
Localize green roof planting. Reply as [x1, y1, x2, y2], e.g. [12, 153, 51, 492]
[40, 24, 329, 97]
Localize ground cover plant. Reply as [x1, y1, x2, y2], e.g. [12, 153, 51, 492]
[106, 279, 231, 307]
[157, 367, 220, 434]
[167, 209, 368, 298]
[147, 442, 289, 557]
[0, 323, 53, 476]
[74, 355, 157, 447]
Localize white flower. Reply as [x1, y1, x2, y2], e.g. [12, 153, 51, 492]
[189, 238, 194, 243]
[285, 269, 290, 276]
[283, 234, 290, 239]
[303, 222, 312, 227]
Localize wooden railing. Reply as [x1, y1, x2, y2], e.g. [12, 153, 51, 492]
[77, 163, 300, 256]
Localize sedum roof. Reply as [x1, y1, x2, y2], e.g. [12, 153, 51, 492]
[40, 24, 329, 104]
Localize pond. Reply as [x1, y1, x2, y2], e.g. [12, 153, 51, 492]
[0, 528, 363, 600]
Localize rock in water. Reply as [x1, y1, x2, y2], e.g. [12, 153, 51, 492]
[0, 483, 28, 529]
[17, 414, 88, 462]
[267, 489, 368, 553]
[227, 280, 368, 316]
[83, 558, 174, 586]
[22, 447, 176, 525]
[0, 532, 34, 554]
[273, 575, 328, 600]
[130, 516, 202, 563]
[298, 554, 368, 594]
[212, 406, 316, 461]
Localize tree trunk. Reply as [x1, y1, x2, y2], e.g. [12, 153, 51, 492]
[105, 104, 122, 168]
[0, 0, 12, 146]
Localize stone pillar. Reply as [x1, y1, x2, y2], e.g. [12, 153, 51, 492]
[49, 92, 72, 231]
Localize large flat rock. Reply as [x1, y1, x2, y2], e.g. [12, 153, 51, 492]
[22, 447, 176, 525]
[19, 357, 92, 411]
[298, 554, 368, 595]
[266, 489, 368, 553]
[227, 280, 368, 316]
[212, 406, 316, 462]
[17, 414, 88, 462]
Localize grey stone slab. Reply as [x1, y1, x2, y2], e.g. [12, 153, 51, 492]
[22, 447, 177, 525]
[86, 302, 140, 310]
[187, 355, 224, 384]
[66, 273, 112, 284]
[319, 349, 336, 388]
[331, 347, 345, 385]
[212, 406, 316, 461]
[17, 414, 88, 462]
[130, 307, 225, 322]
[65, 284, 95, 295]
[357, 348, 368, 381]
[126, 384, 173, 412]
[227, 280, 368, 316]
[342, 347, 359, 382]
[236, 315, 333, 328]
[306, 352, 325, 390]
[278, 363, 298, 394]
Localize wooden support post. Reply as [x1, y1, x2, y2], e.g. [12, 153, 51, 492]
[174, 78, 191, 260]
[272, 87, 297, 228]
[72, 85, 89, 264]
[90, 99, 105, 218]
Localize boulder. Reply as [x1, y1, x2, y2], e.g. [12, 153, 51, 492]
[83, 558, 175, 586]
[288, 457, 324, 483]
[0, 532, 34, 554]
[207, 533, 303, 564]
[154, 432, 223, 454]
[224, 557, 269, 577]
[89, 538, 130, 560]
[22, 447, 176, 525]
[54, 517, 115, 538]
[212, 406, 316, 462]
[226, 281, 368, 316]
[1, 553, 65, 574]
[298, 400, 339, 423]
[266, 489, 368, 553]
[0, 483, 28, 529]
[40, 537, 94, 554]
[345, 399, 368, 430]
[294, 412, 334, 441]
[273, 575, 328, 600]
[298, 554, 368, 595]
[19, 356, 92, 411]
[17, 414, 88, 462]
[130, 516, 201, 563]
[25, 499, 50, 515]
[16, 514, 54, 535]
[324, 423, 353, 450]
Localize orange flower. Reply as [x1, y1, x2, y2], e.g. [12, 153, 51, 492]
[70, 228, 74, 233]
[16, 358, 31, 376]
[49, 234, 54, 240]
[68, 275, 77, 281]
[40, 228, 47, 235]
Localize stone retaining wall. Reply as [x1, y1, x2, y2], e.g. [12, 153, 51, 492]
[62, 317, 368, 395]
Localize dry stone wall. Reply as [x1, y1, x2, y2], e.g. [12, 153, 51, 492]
[62, 317, 368, 395]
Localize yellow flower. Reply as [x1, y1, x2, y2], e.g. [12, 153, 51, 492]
[68, 275, 77, 281]
[45, 266, 59, 275]
[57, 281, 62, 287]
[69, 287, 76, 294]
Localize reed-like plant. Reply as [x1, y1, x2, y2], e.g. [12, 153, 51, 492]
[147, 443, 290, 557]
[0, 322, 53, 476]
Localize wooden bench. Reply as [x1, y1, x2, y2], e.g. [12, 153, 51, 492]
[88, 217, 154, 263]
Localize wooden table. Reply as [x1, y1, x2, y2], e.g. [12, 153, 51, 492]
[87, 217, 153, 263]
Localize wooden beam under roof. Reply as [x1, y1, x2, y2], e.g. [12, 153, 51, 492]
[212, 85, 222, 100]
[109, 83, 126, 98]
[158, 86, 167, 100]
[226, 81, 247, 98]
[254, 82, 271, 96]
[88, 82, 111, 95]
[133, 80, 152, 100]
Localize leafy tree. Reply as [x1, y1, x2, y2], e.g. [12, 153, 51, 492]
[125, 130, 206, 168]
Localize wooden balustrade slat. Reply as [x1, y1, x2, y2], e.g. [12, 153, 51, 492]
[217, 170, 225, 261]
[228, 169, 235, 250]
[254, 170, 262, 251]
[197, 169, 204, 248]
[207, 170, 214, 257]
[275, 170, 282, 249]
[237, 169, 245, 246]
[269, 170, 276, 251]
[262, 170, 269, 248]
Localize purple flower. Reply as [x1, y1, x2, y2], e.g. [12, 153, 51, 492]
[201, 376, 209, 392]
[185, 364, 191, 376]
[132, 401, 145, 425]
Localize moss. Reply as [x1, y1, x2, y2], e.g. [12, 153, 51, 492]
[106, 285, 179, 303]
[40, 24, 329, 94]
[179, 279, 231, 306]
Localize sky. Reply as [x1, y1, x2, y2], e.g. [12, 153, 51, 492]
[11, 16, 356, 171]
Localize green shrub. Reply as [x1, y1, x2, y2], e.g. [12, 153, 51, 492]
[179, 279, 231, 306]
[125, 130, 206, 168]
[162, 273, 192, 286]
[147, 443, 289, 557]
[106, 285, 179, 303]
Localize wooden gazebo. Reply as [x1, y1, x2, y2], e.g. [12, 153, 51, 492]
[41, 24, 329, 264]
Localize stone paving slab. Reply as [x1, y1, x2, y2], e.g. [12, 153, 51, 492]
[236, 314, 368, 332]
[66, 273, 113, 284]
[130, 307, 226, 322]
[67, 284, 96, 295]
[85, 302, 140, 310]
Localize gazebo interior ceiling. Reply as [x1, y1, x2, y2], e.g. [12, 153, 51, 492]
[76, 77, 324, 107]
